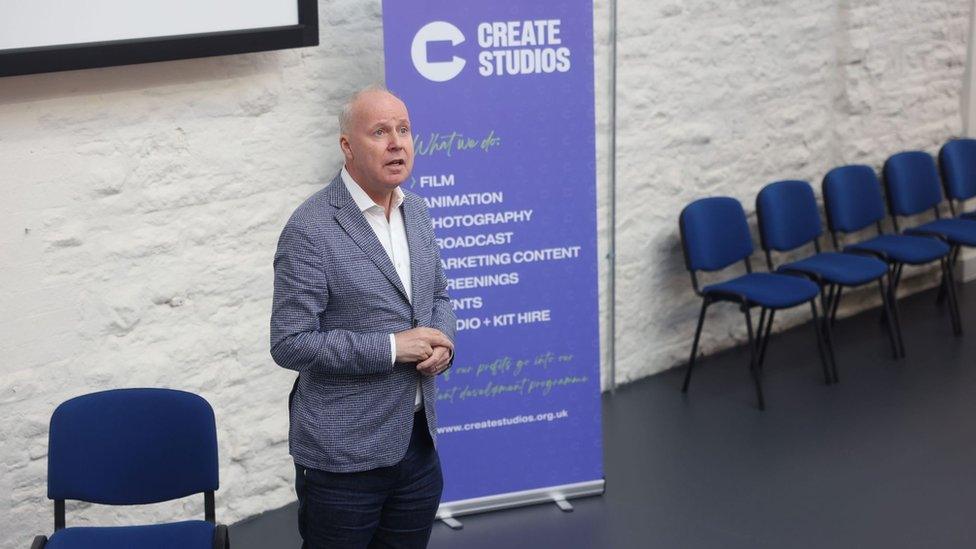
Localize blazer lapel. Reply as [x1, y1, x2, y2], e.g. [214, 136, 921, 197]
[402, 195, 426, 306]
[330, 178, 410, 303]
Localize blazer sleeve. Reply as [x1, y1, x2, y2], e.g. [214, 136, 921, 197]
[270, 219, 393, 376]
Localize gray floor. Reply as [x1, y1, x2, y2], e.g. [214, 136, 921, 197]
[232, 280, 976, 548]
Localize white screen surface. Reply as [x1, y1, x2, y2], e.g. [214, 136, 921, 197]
[0, 0, 299, 50]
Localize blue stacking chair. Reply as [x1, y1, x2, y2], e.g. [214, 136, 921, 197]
[31, 388, 228, 549]
[883, 151, 974, 334]
[939, 138, 976, 220]
[756, 180, 901, 375]
[822, 165, 956, 351]
[938, 139, 976, 301]
[679, 197, 833, 410]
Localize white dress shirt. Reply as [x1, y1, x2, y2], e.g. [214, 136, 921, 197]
[341, 168, 422, 411]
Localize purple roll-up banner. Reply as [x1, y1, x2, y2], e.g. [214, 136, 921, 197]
[383, 0, 603, 522]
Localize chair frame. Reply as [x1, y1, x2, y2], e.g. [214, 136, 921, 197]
[755, 181, 903, 364]
[882, 154, 964, 336]
[938, 142, 973, 294]
[890, 200, 964, 321]
[822, 168, 960, 350]
[680, 202, 834, 411]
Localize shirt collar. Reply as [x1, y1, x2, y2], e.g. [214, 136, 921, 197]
[341, 166, 404, 213]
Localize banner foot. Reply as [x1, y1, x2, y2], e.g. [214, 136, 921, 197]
[553, 496, 574, 512]
[440, 516, 464, 530]
[437, 479, 604, 523]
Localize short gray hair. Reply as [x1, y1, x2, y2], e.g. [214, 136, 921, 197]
[338, 83, 397, 135]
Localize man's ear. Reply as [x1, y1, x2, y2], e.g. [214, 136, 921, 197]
[339, 135, 352, 159]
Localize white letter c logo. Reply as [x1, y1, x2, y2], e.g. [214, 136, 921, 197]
[411, 21, 466, 82]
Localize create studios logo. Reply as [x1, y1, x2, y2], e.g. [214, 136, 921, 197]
[411, 19, 573, 82]
[411, 21, 466, 82]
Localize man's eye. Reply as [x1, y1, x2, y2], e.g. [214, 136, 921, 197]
[399, 127, 410, 134]
[374, 129, 385, 136]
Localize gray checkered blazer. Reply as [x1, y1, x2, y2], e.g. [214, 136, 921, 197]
[270, 173, 456, 473]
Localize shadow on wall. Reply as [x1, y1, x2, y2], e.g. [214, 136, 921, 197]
[0, 50, 292, 106]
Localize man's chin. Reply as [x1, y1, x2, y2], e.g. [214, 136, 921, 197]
[382, 173, 411, 188]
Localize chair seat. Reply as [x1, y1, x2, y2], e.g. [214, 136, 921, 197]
[46, 521, 214, 549]
[845, 234, 950, 265]
[703, 272, 819, 309]
[778, 252, 887, 287]
[905, 218, 976, 247]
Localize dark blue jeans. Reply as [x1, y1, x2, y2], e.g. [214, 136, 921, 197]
[295, 411, 444, 549]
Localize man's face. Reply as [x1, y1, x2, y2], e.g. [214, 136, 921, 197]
[340, 91, 415, 194]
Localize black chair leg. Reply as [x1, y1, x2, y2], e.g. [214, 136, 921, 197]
[887, 269, 907, 358]
[682, 299, 710, 393]
[754, 307, 767, 368]
[214, 524, 229, 549]
[829, 286, 843, 326]
[942, 258, 963, 336]
[823, 284, 843, 381]
[758, 309, 775, 371]
[878, 279, 901, 359]
[936, 246, 960, 305]
[809, 301, 833, 385]
[815, 285, 839, 381]
[821, 284, 834, 326]
[744, 307, 766, 411]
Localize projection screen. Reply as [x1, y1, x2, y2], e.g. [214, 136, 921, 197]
[0, 0, 318, 77]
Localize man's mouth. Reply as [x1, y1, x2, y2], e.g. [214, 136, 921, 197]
[385, 159, 405, 167]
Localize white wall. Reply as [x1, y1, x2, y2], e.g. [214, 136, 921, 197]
[611, 0, 968, 384]
[0, 0, 967, 541]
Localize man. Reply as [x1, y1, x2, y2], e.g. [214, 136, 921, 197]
[270, 85, 456, 548]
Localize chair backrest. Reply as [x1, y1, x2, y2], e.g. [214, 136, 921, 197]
[756, 180, 822, 252]
[48, 388, 219, 506]
[822, 164, 886, 234]
[883, 151, 943, 217]
[679, 196, 753, 272]
[939, 138, 976, 202]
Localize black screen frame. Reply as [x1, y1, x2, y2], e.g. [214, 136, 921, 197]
[0, 0, 318, 78]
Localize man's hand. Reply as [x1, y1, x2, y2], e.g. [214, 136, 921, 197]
[417, 346, 452, 376]
[394, 327, 453, 363]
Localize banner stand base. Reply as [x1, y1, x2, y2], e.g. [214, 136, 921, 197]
[436, 479, 605, 530]
[553, 496, 574, 512]
[439, 516, 464, 530]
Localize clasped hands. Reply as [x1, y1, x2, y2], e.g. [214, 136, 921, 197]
[394, 327, 453, 376]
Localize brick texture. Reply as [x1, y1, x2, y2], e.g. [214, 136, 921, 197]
[0, 0, 967, 540]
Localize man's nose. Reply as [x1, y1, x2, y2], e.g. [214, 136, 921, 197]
[388, 132, 403, 150]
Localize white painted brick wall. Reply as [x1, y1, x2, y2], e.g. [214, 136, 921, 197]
[610, 0, 968, 384]
[0, 0, 967, 541]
